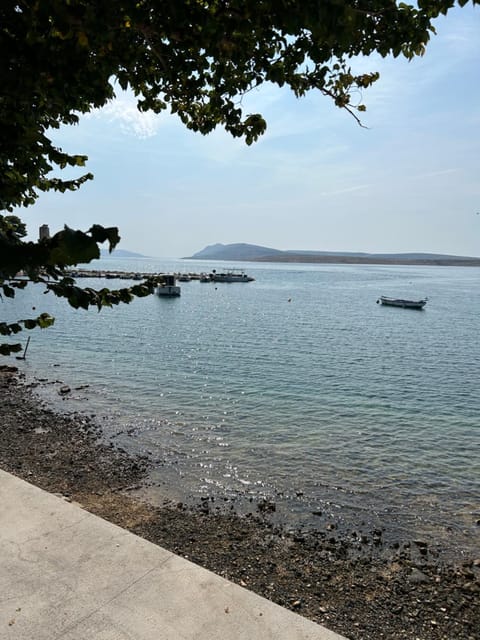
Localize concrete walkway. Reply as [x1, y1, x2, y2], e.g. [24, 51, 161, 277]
[0, 470, 347, 640]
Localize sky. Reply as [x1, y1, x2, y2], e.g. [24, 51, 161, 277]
[20, 5, 480, 258]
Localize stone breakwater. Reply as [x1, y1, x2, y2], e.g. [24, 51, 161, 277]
[0, 366, 479, 640]
[66, 269, 206, 280]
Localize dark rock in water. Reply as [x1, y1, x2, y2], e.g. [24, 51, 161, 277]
[372, 529, 383, 546]
[0, 365, 18, 373]
[257, 500, 276, 513]
[413, 540, 428, 557]
[413, 540, 428, 548]
[59, 385, 71, 395]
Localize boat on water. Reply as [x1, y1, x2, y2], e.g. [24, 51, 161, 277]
[156, 274, 181, 297]
[377, 296, 427, 309]
[210, 269, 255, 283]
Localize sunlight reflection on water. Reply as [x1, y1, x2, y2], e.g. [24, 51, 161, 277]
[6, 260, 479, 556]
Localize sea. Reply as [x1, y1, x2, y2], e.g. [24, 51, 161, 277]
[4, 258, 480, 559]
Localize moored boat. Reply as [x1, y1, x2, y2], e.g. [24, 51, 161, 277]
[377, 296, 427, 309]
[210, 269, 254, 283]
[156, 274, 181, 297]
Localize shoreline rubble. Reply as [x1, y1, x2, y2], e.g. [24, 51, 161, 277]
[0, 366, 478, 639]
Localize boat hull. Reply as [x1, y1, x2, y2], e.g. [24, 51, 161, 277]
[211, 275, 254, 282]
[378, 296, 426, 309]
[210, 270, 254, 283]
[156, 285, 181, 297]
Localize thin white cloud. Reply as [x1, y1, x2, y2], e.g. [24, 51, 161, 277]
[86, 90, 164, 139]
[319, 184, 370, 197]
[413, 168, 460, 180]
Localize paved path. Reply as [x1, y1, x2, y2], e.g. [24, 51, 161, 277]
[0, 470, 347, 639]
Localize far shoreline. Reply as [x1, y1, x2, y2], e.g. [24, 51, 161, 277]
[184, 243, 480, 266]
[187, 255, 480, 267]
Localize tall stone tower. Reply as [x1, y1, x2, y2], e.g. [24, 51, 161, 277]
[39, 224, 50, 240]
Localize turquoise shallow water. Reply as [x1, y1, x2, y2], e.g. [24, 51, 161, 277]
[4, 259, 479, 556]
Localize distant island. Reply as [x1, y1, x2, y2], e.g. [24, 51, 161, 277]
[100, 249, 148, 258]
[186, 243, 480, 266]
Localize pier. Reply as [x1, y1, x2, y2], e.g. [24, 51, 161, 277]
[66, 269, 206, 281]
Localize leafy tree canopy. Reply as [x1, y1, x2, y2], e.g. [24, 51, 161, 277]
[0, 0, 477, 354]
[2, 0, 477, 211]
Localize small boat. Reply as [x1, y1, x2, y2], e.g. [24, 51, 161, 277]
[177, 274, 191, 282]
[156, 274, 181, 297]
[377, 296, 427, 309]
[210, 269, 255, 283]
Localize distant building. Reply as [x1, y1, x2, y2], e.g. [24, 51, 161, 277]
[39, 224, 50, 240]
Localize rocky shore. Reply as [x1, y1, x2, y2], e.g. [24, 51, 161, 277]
[1, 367, 478, 640]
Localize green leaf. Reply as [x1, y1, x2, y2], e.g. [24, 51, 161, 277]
[0, 343, 22, 356]
[88, 225, 121, 252]
[48, 227, 101, 266]
[37, 313, 55, 329]
[2, 285, 15, 298]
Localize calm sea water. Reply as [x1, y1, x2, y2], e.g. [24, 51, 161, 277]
[4, 259, 480, 556]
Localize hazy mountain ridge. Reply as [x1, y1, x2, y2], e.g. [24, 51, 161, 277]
[101, 248, 148, 258]
[187, 243, 480, 265]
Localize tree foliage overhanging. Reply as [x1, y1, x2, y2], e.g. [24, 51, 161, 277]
[0, 0, 477, 354]
[0, 214, 161, 355]
[2, 0, 478, 211]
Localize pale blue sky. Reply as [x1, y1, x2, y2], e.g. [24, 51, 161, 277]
[21, 6, 480, 258]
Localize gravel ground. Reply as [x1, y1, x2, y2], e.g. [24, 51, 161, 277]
[0, 366, 478, 640]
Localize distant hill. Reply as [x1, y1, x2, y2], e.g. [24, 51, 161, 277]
[100, 248, 147, 258]
[187, 243, 480, 266]
[187, 243, 282, 261]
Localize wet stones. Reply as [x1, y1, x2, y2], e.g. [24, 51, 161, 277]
[2, 371, 480, 640]
[408, 568, 430, 584]
[257, 499, 276, 513]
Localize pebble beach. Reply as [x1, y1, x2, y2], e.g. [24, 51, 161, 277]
[1, 366, 478, 640]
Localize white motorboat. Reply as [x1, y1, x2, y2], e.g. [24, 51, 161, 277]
[156, 274, 181, 297]
[210, 269, 254, 283]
